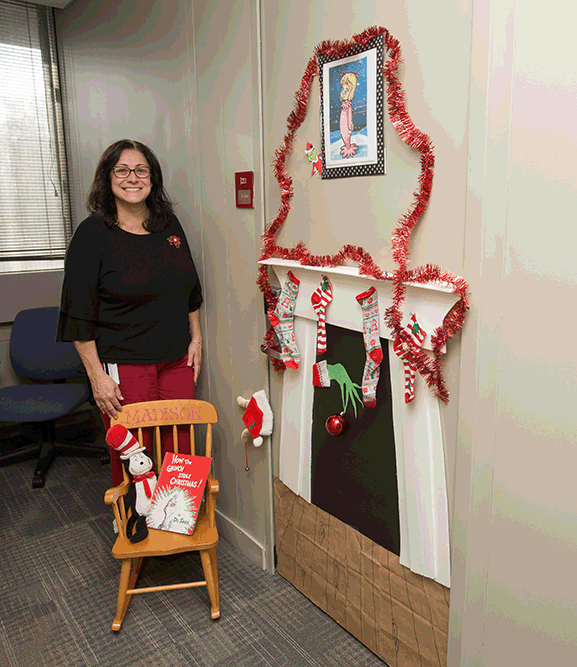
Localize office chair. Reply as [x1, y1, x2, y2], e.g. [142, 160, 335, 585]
[0, 306, 109, 488]
[105, 398, 220, 631]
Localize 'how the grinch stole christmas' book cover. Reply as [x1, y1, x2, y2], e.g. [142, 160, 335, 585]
[146, 452, 212, 535]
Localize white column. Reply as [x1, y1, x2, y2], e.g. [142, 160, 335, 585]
[278, 316, 316, 502]
[389, 341, 451, 587]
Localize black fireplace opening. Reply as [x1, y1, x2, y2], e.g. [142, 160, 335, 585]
[311, 322, 400, 556]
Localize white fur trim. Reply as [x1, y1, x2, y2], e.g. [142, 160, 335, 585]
[251, 390, 273, 437]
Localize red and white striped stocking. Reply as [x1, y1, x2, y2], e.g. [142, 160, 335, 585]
[311, 276, 333, 355]
[393, 313, 427, 403]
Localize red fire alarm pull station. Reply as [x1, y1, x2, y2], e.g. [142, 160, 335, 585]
[235, 171, 254, 208]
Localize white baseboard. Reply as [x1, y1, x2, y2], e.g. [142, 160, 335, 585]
[215, 509, 267, 570]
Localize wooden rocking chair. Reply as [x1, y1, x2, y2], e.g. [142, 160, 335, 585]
[104, 399, 220, 631]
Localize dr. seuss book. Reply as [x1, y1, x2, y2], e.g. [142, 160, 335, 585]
[146, 452, 212, 535]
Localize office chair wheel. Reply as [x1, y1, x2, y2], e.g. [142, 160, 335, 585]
[32, 474, 45, 489]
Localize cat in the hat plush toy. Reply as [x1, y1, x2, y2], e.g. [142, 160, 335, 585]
[106, 424, 157, 543]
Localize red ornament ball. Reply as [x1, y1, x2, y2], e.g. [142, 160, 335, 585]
[325, 413, 348, 436]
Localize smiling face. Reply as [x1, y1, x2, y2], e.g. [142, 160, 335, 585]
[111, 149, 152, 208]
[340, 73, 357, 102]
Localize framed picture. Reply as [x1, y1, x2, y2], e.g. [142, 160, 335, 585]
[318, 33, 385, 179]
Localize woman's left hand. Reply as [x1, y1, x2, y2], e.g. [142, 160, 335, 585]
[187, 340, 202, 383]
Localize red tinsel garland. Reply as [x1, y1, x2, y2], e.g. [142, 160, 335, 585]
[258, 26, 469, 402]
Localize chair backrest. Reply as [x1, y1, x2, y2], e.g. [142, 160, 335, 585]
[10, 306, 84, 380]
[111, 399, 219, 474]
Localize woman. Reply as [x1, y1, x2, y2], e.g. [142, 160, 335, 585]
[57, 139, 203, 486]
[339, 71, 359, 158]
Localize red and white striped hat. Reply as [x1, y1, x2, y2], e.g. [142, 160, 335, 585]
[105, 424, 145, 459]
[240, 390, 273, 447]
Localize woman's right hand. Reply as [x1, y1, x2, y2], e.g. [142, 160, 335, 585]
[72, 340, 123, 420]
[91, 371, 124, 420]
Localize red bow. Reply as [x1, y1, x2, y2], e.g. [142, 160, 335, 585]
[132, 471, 156, 498]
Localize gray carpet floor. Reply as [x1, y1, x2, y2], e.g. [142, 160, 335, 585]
[0, 449, 388, 667]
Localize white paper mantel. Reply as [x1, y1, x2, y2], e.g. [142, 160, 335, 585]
[260, 257, 454, 587]
[259, 258, 460, 353]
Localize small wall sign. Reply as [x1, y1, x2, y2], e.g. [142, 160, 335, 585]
[235, 171, 254, 208]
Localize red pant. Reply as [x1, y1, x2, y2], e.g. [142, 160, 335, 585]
[101, 355, 195, 486]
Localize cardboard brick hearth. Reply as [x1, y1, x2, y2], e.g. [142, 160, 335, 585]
[274, 476, 450, 667]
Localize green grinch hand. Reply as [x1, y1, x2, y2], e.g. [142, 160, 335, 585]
[327, 363, 363, 418]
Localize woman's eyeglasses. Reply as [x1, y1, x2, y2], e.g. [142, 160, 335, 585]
[112, 166, 151, 179]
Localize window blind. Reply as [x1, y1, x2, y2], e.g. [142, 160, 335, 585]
[0, 0, 72, 275]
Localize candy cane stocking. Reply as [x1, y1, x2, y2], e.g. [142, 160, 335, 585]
[311, 276, 333, 355]
[393, 313, 427, 403]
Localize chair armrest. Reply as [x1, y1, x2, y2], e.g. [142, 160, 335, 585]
[104, 481, 130, 505]
[205, 474, 219, 529]
[207, 474, 219, 495]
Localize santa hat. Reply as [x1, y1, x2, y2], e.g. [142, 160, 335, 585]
[241, 390, 273, 447]
[106, 424, 145, 459]
[305, 142, 315, 154]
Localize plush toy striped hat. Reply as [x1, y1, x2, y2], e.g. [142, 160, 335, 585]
[105, 424, 145, 459]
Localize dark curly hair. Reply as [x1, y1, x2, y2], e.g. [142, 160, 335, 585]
[86, 139, 174, 232]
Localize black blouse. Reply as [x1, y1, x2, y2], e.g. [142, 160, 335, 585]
[57, 215, 203, 364]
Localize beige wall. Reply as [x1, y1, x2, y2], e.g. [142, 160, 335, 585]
[191, 0, 274, 567]
[56, 0, 274, 570]
[262, 0, 471, 273]
[451, 1, 577, 664]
